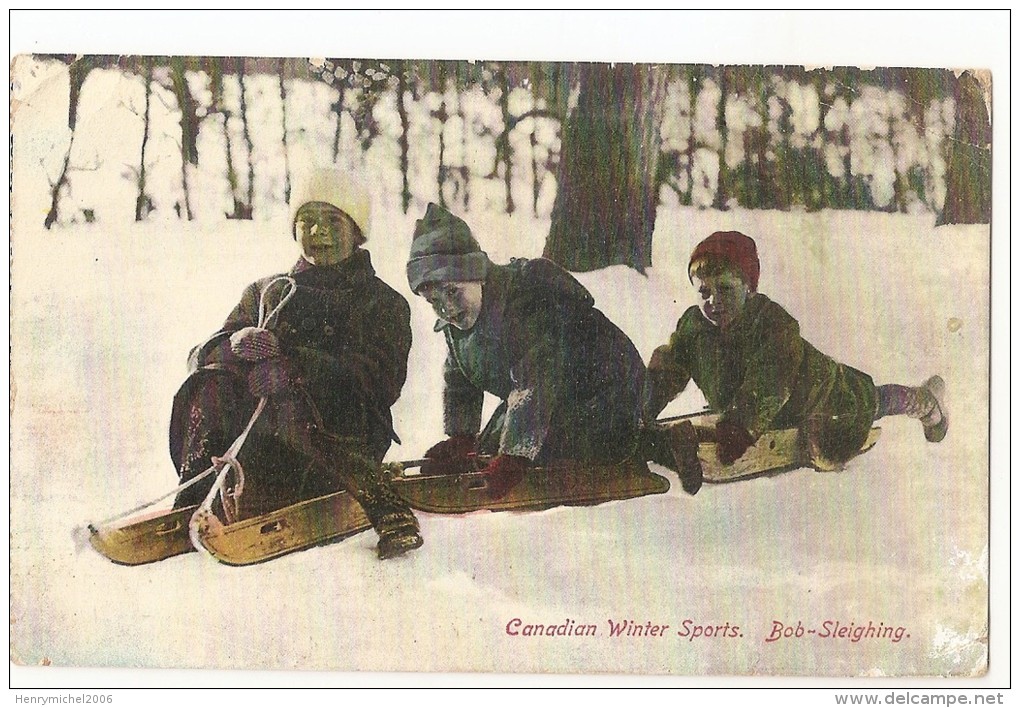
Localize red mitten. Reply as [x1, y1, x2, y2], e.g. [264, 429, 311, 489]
[230, 327, 281, 362]
[481, 455, 529, 501]
[247, 358, 294, 398]
[715, 420, 755, 465]
[420, 434, 477, 476]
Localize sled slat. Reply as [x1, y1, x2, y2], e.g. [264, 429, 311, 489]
[394, 459, 670, 514]
[192, 491, 371, 566]
[89, 506, 197, 566]
[699, 427, 882, 483]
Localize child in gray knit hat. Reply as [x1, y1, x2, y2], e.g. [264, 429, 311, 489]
[407, 203, 647, 499]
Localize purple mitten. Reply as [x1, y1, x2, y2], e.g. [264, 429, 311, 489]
[715, 420, 755, 466]
[230, 327, 281, 362]
[420, 434, 477, 476]
[247, 358, 293, 398]
[481, 455, 529, 501]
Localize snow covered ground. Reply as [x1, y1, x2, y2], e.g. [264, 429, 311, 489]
[10, 196, 990, 680]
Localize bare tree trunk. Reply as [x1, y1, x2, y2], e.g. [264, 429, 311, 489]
[459, 94, 471, 211]
[888, 114, 907, 213]
[498, 69, 515, 214]
[44, 56, 97, 228]
[212, 59, 242, 219]
[232, 63, 255, 220]
[773, 87, 794, 211]
[938, 70, 991, 225]
[543, 63, 666, 273]
[331, 81, 346, 163]
[278, 58, 291, 204]
[529, 126, 541, 215]
[812, 70, 838, 211]
[395, 62, 411, 213]
[712, 66, 730, 211]
[684, 67, 699, 207]
[44, 152, 73, 229]
[134, 58, 154, 221]
[435, 99, 448, 207]
[169, 58, 198, 220]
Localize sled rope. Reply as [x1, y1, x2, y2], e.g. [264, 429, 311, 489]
[198, 408, 260, 526]
[89, 276, 297, 533]
[200, 275, 296, 524]
[189, 276, 297, 551]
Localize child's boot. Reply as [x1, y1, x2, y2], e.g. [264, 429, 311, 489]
[920, 375, 949, 443]
[376, 510, 424, 560]
[667, 420, 703, 495]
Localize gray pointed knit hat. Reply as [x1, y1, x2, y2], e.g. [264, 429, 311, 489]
[406, 203, 489, 292]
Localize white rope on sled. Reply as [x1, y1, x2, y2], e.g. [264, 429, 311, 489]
[88, 276, 297, 534]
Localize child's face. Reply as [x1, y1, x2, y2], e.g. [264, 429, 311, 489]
[295, 202, 360, 266]
[417, 281, 484, 330]
[693, 271, 750, 330]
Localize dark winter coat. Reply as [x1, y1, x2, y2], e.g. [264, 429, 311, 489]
[170, 249, 412, 511]
[646, 293, 877, 462]
[439, 258, 645, 464]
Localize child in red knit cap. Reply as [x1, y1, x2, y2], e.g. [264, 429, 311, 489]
[645, 231, 948, 480]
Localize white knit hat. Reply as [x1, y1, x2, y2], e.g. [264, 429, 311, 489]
[289, 166, 372, 244]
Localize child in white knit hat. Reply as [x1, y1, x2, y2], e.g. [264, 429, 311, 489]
[170, 165, 422, 560]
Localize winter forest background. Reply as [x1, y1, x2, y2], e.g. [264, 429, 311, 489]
[9, 13, 1002, 692]
[25, 55, 990, 259]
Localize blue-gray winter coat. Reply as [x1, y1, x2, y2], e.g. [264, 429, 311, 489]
[439, 258, 645, 464]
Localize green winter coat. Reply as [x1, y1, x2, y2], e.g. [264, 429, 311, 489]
[439, 258, 645, 464]
[646, 293, 877, 462]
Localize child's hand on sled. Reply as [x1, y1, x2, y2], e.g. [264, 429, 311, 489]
[230, 327, 281, 361]
[481, 455, 529, 501]
[420, 434, 477, 475]
[715, 421, 755, 465]
[248, 358, 294, 398]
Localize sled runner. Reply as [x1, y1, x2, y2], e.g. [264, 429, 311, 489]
[87, 415, 879, 566]
[88, 492, 372, 567]
[89, 458, 669, 565]
[390, 458, 671, 514]
[699, 426, 882, 482]
[189, 490, 372, 565]
[88, 505, 198, 566]
[654, 414, 882, 484]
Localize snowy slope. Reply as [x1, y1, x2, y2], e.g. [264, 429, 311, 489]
[10, 203, 989, 677]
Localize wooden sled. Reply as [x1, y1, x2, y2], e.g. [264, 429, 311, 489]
[88, 505, 197, 566]
[699, 426, 882, 483]
[655, 414, 882, 484]
[189, 490, 372, 566]
[392, 459, 670, 514]
[89, 457, 670, 566]
[89, 492, 372, 567]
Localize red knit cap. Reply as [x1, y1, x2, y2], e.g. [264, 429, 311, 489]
[688, 231, 760, 291]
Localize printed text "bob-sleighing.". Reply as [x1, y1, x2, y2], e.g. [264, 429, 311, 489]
[766, 620, 908, 643]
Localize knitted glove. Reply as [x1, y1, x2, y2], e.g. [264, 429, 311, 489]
[247, 358, 294, 398]
[715, 420, 756, 466]
[230, 327, 281, 362]
[481, 454, 529, 501]
[420, 434, 477, 476]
